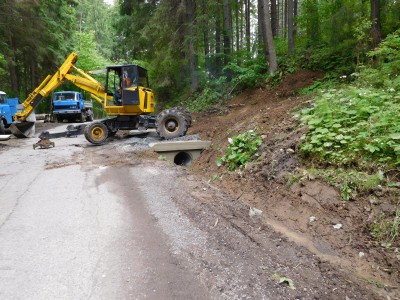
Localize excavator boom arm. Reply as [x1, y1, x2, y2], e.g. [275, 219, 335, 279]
[14, 52, 109, 122]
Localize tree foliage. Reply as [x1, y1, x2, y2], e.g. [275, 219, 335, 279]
[0, 0, 399, 112]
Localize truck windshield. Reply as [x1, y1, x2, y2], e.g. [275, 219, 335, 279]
[0, 94, 6, 104]
[54, 93, 76, 101]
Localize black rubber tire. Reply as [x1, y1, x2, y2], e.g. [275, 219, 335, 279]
[156, 109, 188, 139]
[0, 120, 5, 135]
[84, 122, 109, 145]
[175, 106, 192, 126]
[79, 112, 85, 123]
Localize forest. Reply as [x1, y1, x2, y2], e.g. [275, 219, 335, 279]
[0, 0, 398, 104]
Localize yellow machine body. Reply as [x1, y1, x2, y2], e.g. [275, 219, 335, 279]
[11, 52, 155, 137]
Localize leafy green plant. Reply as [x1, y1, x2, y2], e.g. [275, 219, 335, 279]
[186, 87, 223, 112]
[227, 62, 266, 91]
[299, 86, 400, 169]
[216, 130, 263, 171]
[358, 28, 400, 90]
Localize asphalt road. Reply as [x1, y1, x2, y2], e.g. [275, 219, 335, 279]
[0, 124, 381, 300]
[0, 127, 208, 300]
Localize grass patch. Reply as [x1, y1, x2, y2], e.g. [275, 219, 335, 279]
[297, 168, 386, 201]
[370, 208, 400, 249]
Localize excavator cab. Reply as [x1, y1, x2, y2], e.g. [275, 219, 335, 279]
[106, 65, 149, 107]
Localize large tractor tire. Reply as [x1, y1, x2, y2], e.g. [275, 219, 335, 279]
[156, 108, 188, 139]
[84, 122, 109, 145]
[175, 106, 192, 126]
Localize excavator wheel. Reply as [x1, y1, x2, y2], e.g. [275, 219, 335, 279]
[84, 122, 109, 145]
[175, 106, 192, 126]
[156, 108, 189, 139]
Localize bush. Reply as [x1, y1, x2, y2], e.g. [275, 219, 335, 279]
[299, 31, 400, 170]
[299, 87, 400, 169]
[216, 130, 263, 171]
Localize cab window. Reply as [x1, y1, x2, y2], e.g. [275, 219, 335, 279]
[138, 67, 149, 88]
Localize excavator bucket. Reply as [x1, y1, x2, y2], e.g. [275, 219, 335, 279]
[10, 112, 36, 138]
[10, 121, 36, 138]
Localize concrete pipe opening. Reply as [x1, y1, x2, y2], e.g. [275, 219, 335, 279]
[174, 151, 193, 166]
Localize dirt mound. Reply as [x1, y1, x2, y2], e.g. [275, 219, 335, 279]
[189, 70, 399, 298]
[275, 69, 324, 97]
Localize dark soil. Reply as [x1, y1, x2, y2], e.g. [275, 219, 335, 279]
[188, 70, 400, 298]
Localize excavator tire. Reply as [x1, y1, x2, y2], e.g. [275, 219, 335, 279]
[156, 108, 188, 139]
[175, 106, 192, 126]
[84, 122, 109, 145]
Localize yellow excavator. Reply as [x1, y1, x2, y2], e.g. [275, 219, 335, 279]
[11, 52, 191, 144]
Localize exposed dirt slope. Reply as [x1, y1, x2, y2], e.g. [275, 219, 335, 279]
[188, 70, 399, 298]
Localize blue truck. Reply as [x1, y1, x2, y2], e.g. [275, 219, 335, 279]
[52, 91, 94, 123]
[0, 91, 20, 134]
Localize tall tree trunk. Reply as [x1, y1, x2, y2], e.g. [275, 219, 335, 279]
[271, 0, 278, 37]
[6, 34, 19, 97]
[203, 0, 211, 76]
[187, 0, 198, 92]
[258, 0, 268, 56]
[262, 0, 278, 74]
[215, 0, 222, 77]
[245, 0, 251, 53]
[235, 0, 240, 55]
[223, 0, 233, 80]
[284, 0, 288, 38]
[240, 0, 244, 44]
[370, 0, 381, 47]
[287, 0, 295, 54]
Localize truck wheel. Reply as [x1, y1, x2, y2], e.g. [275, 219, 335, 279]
[84, 122, 109, 145]
[156, 109, 188, 139]
[0, 120, 5, 135]
[79, 112, 85, 123]
[86, 110, 94, 122]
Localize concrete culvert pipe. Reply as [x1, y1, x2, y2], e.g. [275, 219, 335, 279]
[174, 151, 193, 166]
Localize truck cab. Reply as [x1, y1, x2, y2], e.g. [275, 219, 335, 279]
[52, 91, 93, 123]
[0, 91, 20, 134]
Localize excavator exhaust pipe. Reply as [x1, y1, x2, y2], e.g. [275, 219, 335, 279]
[10, 121, 36, 138]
